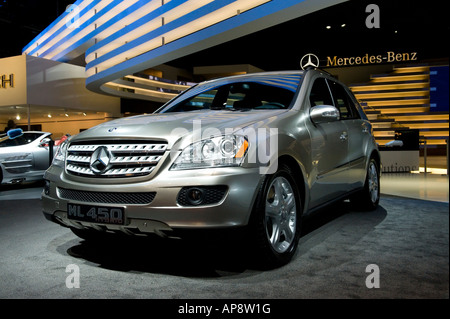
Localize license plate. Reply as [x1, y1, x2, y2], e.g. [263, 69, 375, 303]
[67, 204, 124, 225]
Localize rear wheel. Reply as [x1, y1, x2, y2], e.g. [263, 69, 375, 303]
[248, 164, 302, 268]
[351, 158, 380, 211]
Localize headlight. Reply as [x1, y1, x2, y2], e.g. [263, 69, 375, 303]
[52, 140, 69, 168]
[171, 135, 249, 170]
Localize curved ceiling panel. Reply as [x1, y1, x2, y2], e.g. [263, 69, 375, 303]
[23, 0, 346, 101]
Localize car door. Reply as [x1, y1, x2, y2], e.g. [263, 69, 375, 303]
[328, 80, 369, 190]
[32, 134, 53, 171]
[0, 135, 34, 174]
[307, 77, 349, 207]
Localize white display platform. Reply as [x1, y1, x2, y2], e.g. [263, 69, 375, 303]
[380, 150, 420, 173]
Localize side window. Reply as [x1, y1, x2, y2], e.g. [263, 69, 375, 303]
[0, 135, 33, 147]
[346, 88, 363, 119]
[309, 78, 334, 107]
[328, 81, 360, 120]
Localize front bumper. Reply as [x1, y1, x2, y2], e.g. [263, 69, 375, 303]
[42, 165, 263, 237]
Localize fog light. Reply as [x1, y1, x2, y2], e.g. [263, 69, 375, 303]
[186, 188, 204, 206]
[177, 186, 228, 207]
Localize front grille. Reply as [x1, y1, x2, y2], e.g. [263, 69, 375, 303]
[66, 141, 167, 178]
[58, 188, 156, 205]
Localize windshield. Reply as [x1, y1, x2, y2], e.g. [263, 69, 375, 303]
[158, 73, 302, 113]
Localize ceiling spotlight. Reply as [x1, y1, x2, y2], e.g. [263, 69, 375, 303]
[48, 114, 52, 118]
[341, 23, 346, 27]
[16, 115, 21, 120]
[326, 25, 331, 29]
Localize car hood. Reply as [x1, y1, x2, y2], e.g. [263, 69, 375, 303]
[72, 110, 288, 149]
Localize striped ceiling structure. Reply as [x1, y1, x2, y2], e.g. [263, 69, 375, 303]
[22, 0, 345, 102]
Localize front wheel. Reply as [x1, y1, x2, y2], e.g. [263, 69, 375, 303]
[248, 164, 302, 268]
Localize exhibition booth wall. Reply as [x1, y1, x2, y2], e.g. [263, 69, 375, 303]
[1, 0, 447, 171]
[0, 54, 120, 137]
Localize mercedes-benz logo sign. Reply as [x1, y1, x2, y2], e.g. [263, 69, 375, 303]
[90, 146, 111, 174]
[300, 53, 320, 70]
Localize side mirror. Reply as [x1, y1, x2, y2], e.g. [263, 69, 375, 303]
[310, 105, 340, 124]
[39, 137, 51, 147]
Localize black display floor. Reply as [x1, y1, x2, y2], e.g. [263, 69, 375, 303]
[0, 194, 448, 299]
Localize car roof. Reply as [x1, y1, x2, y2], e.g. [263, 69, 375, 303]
[204, 70, 305, 83]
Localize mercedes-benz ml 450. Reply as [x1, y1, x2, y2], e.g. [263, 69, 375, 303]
[42, 69, 380, 268]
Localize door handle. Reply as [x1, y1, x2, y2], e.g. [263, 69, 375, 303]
[340, 132, 348, 141]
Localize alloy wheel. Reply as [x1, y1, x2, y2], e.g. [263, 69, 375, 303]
[368, 162, 379, 204]
[264, 176, 297, 253]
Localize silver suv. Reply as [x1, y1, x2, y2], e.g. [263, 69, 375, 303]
[42, 69, 380, 268]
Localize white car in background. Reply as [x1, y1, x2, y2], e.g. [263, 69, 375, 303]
[0, 131, 56, 184]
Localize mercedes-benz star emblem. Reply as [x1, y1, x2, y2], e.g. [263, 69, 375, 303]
[90, 146, 111, 174]
[300, 53, 320, 70]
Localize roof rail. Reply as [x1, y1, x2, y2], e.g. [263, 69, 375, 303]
[303, 66, 333, 76]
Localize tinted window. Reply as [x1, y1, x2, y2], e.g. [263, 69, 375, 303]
[345, 88, 364, 119]
[309, 78, 333, 107]
[328, 81, 360, 119]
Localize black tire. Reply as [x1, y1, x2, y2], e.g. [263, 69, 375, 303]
[247, 163, 302, 269]
[351, 158, 380, 211]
